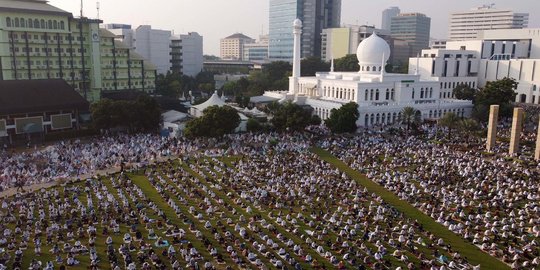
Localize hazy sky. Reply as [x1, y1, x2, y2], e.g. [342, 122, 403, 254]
[49, 0, 539, 56]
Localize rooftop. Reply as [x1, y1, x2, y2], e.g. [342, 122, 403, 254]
[0, 79, 89, 115]
[0, 0, 71, 16]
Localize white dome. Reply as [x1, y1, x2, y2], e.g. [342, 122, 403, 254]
[293, 19, 302, 27]
[356, 33, 390, 65]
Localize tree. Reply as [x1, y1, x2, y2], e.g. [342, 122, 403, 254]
[184, 105, 240, 138]
[133, 95, 162, 132]
[263, 61, 292, 83]
[325, 102, 359, 133]
[310, 115, 322, 126]
[270, 101, 312, 131]
[90, 98, 115, 130]
[400, 106, 421, 131]
[246, 118, 263, 132]
[301, 57, 330, 76]
[334, 54, 359, 72]
[474, 77, 517, 120]
[453, 84, 476, 101]
[439, 112, 461, 138]
[91, 95, 161, 132]
[458, 118, 480, 142]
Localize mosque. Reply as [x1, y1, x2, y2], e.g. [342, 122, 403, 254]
[258, 19, 473, 127]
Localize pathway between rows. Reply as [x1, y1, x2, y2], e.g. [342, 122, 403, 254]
[311, 147, 509, 270]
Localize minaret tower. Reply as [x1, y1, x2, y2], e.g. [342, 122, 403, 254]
[289, 19, 302, 95]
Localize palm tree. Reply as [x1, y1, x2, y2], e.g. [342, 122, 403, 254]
[439, 112, 461, 138]
[400, 106, 420, 131]
[458, 118, 480, 142]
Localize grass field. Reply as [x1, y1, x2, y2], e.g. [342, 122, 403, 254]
[2, 150, 512, 270]
[311, 147, 510, 270]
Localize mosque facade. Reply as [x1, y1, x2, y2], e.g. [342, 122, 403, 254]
[260, 19, 473, 127]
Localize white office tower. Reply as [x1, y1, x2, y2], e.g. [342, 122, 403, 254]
[449, 5, 529, 40]
[381, 7, 400, 31]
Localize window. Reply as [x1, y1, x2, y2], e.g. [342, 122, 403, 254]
[41, 19, 45, 29]
[27, 19, 33, 28]
[20, 18, 26, 28]
[14, 18, 19, 27]
[375, 89, 379, 100]
[34, 19, 40, 29]
[6, 17, 11, 27]
[365, 90, 368, 101]
[48, 20, 52, 29]
[53, 20, 58, 29]
[60, 21, 65, 30]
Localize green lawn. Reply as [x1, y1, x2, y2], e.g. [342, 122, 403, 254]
[311, 147, 510, 270]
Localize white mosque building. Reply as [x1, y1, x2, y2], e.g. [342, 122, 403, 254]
[259, 19, 473, 127]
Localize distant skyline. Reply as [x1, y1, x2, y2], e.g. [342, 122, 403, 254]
[49, 0, 539, 56]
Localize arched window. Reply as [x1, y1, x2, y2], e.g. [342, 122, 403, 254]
[14, 18, 19, 27]
[365, 90, 368, 101]
[53, 20, 58, 29]
[20, 18, 25, 27]
[379, 66, 382, 71]
[366, 66, 370, 71]
[6, 17, 11, 27]
[27, 19, 33, 28]
[34, 19, 40, 29]
[370, 89, 374, 100]
[375, 89, 380, 100]
[48, 20, 52, 29]
[420, 88, 424, 99]
[41, 19, 45, 29]
[372, 66, 376, 71]
[412, 89, 415, 99]
[391, 88, 395, 100]
[429, 88, 433, 98]
[365, 115, 369, 127]
[370, 114, 375, 125]
[60, 21, 65, 30]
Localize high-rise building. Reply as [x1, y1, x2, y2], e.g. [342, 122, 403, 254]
[107, 25, 172, 74]
[220, 33, 254, 61]
[170, 32, 203, 77]
[243, 35, 269, 62]
[390, 13, 431, 57]
[0, 0, 156, 102]
[449, 5, 529, 41]
[268, 0, 341, 61]
[381, 7, 400, 31]
[321, 25, 390, 61]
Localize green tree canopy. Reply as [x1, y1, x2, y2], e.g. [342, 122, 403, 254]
[400, 106, 421, 131]
[334, 54, 359, 72]
[91, 95, 161, 132]
[475, 77, 517, 120]
[439, 112, 461, 138]
[325, 102, 359, 133]
[184, 105, 240, 138]
[301, 57, 330, 76]
[270, 101, 312, 131]
[246, 118, 263, 132]
[453, 83, 477, 101]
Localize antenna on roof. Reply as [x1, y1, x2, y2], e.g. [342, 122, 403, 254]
[80, 0, 84, 18]
[96, 2, 100, 20]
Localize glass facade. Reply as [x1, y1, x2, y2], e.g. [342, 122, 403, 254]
[269, 0, 341, 62]
[269, 0, 300, 61]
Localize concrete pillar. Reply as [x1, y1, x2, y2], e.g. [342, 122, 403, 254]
[289, 19, 302, 95]
[486, 105, 499, 152]
[509, 107, 524, 155]
[535, 117, 540, 161]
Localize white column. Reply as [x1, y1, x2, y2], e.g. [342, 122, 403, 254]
[288, 19, 302, 95]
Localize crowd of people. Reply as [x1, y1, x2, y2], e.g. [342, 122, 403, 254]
[0, 134, 205, 192]
[322, 129, 540, 269]
[0, 121, 539, 269]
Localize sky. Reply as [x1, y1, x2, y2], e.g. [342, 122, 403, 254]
[49, 0, 539, 56]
